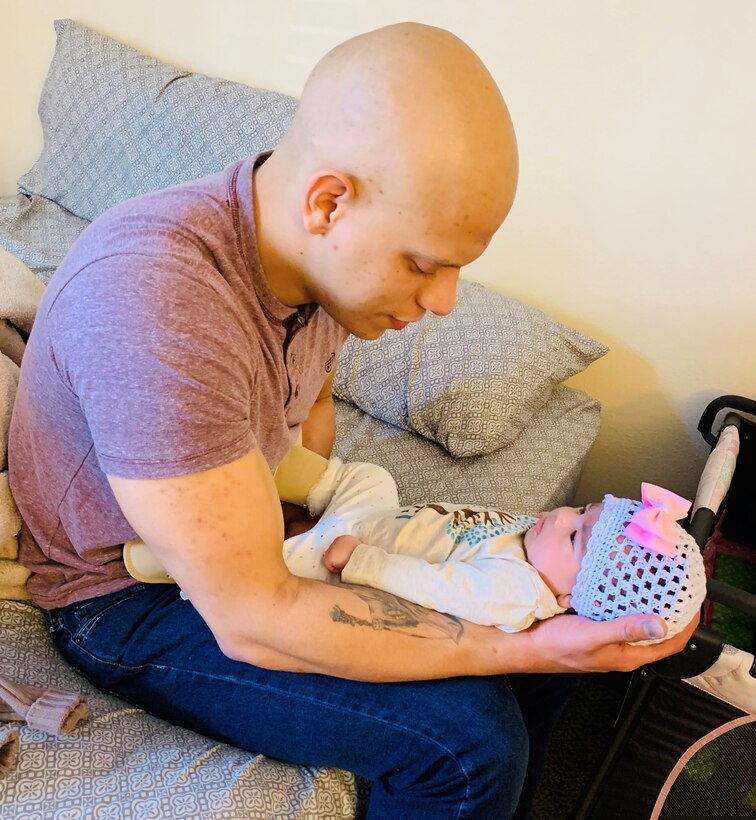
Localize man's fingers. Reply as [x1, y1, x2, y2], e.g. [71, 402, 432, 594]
[613, 614, 668, 644]
[605, 612, 701, 669]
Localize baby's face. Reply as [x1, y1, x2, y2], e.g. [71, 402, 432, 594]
[523, 502, 604, 607]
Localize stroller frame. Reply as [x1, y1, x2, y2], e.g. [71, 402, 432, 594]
[574, 394, 756, 819]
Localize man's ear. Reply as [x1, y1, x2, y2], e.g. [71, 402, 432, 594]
[302, 169, 355, 235]
[556, 593, 572, 609]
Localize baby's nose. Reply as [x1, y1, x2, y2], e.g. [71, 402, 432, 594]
[554, 508, 577, 529]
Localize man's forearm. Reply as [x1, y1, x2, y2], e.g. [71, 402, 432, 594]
[212, 571, 699, 683]
[218, 574, 522, 681]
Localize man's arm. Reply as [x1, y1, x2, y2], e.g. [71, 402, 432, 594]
[301, 370, 336, 458]
[281, 371, 337, 535]
[280, 370, 336, 535]
[108, 447, 698, 682]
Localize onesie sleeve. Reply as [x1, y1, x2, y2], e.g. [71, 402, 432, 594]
[341, 546, 564, 632]
[46, 255, 259, 479]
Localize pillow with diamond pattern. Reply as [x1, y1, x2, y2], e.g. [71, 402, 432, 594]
[333, 279, 608, 457]
[18, 19, 297, 222]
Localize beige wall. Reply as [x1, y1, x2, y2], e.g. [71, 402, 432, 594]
[2, 1, 755, 502]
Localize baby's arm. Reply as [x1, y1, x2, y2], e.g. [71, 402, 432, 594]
[323, 534, 361, 572]
[332, 543, 563, 632]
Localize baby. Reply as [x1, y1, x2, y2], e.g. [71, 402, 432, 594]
[280, 456, 707, 640]
[124, 448, 707, 640]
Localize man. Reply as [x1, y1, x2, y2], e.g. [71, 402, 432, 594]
[9, 23, 696, 818]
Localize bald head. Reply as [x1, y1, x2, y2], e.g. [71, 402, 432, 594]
[255, 23, 519, 337]
[279, 22, 517, 229]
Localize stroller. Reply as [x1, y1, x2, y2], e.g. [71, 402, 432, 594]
[575, 395, 756, 820]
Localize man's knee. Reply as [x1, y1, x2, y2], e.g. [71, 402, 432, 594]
[411, 680, 530, 814]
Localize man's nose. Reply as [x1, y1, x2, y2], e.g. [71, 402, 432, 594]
[417, 268, 460, 316]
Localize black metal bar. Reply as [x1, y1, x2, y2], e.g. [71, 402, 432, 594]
[649, 624, 724, 679]
[697, 396, 756, 447]
[688, 507, 717, 549]
[706, 578, 756, 619]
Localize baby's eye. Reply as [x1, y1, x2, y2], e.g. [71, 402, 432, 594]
[570, 530, 577, 542]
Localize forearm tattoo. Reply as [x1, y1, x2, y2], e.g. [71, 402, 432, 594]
[330, 582, 464, 643]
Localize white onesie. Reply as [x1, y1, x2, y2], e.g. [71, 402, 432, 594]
[283, 458, 565, 632]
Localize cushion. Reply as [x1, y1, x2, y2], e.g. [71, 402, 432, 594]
[0, 600, 362, 818]
[334, 279, 608, 457]
[18, 19, 297, 222]
[333, 385, 601, 515]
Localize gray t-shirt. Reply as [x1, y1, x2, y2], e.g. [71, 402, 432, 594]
[9, 154, 348, 610]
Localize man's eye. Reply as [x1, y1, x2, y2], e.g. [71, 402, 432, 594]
[409, 258, 434, 277]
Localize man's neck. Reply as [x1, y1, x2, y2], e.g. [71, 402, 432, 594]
[253, 157, 313, 308]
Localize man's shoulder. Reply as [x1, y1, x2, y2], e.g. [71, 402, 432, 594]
[45, 171, 245, 313]
[84, 171, 237, 260]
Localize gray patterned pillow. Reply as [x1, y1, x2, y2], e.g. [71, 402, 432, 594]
[0, 195, 89, 284]
[18, 19, 297, 222]
[334, 279, 608, 457]
[334, 385, 601, 514]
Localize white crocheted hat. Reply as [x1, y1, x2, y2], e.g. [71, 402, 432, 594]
[571, 490, 707, 642]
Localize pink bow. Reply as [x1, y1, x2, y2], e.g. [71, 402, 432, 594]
[624, 483, 691, 557]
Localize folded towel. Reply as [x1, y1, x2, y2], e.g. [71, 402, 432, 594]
[0, 472, 21, 545]
[0, 354, 19, 471]
[0, 250, 40, 606]
[0, 675, 89, 735]
[0, 559, 30, 598]
[0, 534, 18, 560]
[0, 725, 20, 779]
[0, 246, 45, 364]
[0, 584, 29, 600]
[0, 321, 26, 368]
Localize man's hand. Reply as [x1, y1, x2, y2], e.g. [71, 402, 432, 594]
[523, 610, 701, 674]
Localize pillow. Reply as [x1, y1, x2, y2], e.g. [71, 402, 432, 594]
[334, 279, 608, 457]
[18, 19, 297, 222]
[334, 385, 601, 514]
[0, 194, 89, 284]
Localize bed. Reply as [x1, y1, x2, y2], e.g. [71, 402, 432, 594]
[0, 19, 607, 817]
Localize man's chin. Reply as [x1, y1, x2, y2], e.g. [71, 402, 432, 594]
[349, 325, 388, 341]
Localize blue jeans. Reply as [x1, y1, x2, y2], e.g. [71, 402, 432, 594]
[48, 583, 579, 819]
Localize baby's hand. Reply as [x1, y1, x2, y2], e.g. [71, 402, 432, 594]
[324, 534, 360, 573]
